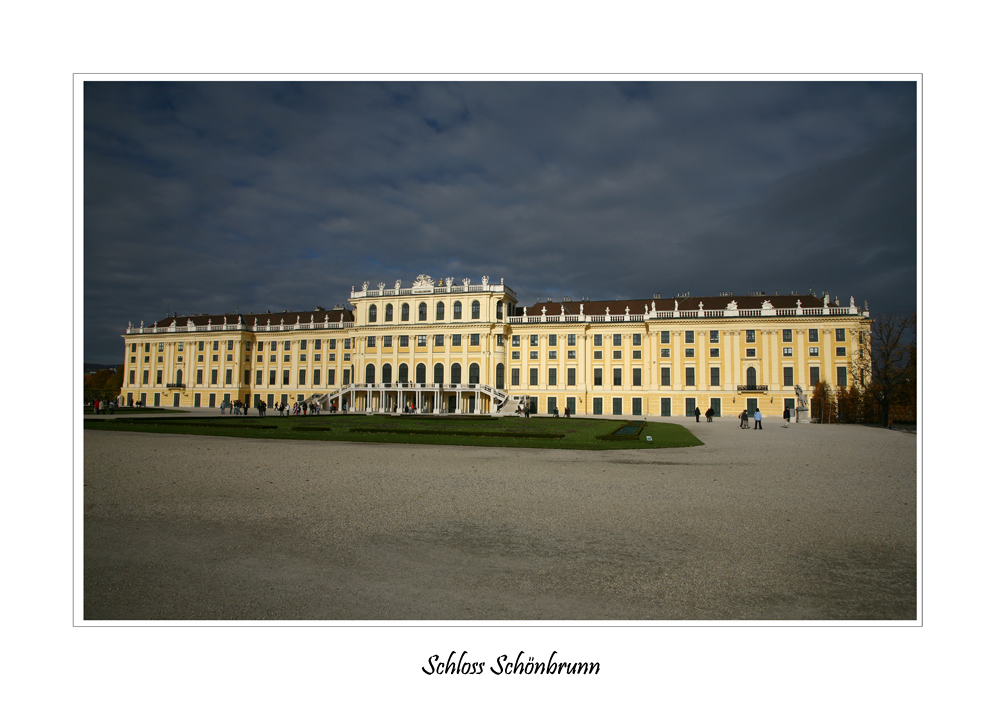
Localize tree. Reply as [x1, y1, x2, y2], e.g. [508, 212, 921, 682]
[811, 380, 834, 423]
[84, 366, 124, 404]
[851, 313, 916, 427]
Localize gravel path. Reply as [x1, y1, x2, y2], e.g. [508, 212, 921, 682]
[83, 419, 917, 620]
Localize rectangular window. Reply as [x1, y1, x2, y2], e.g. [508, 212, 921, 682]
[269, 370, 276, 385]
[567, 368, 576, 386]
[709, 348, 719, 358]
[613, 350, 622, 360]
[270, 341, 277, 351]
[434, 335, 444, 347]
[343, 369, 351, 385]
[660, 397, 671, 417]
[329, 339, 337, 349]
[256, 370, 262, 384]
[809, 347, 820, 356]
[417, 335, 427, 347]
[210, 369, 217, 384]
[512, 351, 520, 360]
[529, 368, 538, 386]
[686, 398, 697, 417]
[131, 343, 136, 352]
[837, 366, 848, 387]
[158, 342, 164, 352]
[367, 336, 376, 347]
[496, 335, 504, 346]
[836, 346, 846, 357]
[383, 336, 392, 347]
[470, 334, 480, 346]
[710, 330, 719, 343]
[593, 397, 603, 415]
[660, 331, 669, 343]
[783, 347, 793, 356]
[156, 370, 162, 384]
[613, 334, 622, 346]
[593, 334, 603, 347]
[299, 354, 306, 362]
[661, 366, 670, 386]
[399, 335, 409, 347]
[594, 350, 603, 360]
[836, 328, 846, 342]
[547, 397, 558, 415]
[783, 329, 793, 342]
[212, 341, 218, 351]
[129, 370, 135, 384]
[530, 351, 538, 359]
[810, 367, 820, 386]
[298, 369, 306, 385]
[548, 334, 557, 346]
[612, 398, 622, 415]
[784, 367, 794, 386]
[632, 350, 641, 359]
[632, 397, 642, 416]
[511, 368, 520, 386]
[530, 335, 538, 346]
[632, 367, 641, 386]
[613, 368, 622, 386]
[196, 369, 202, 384]
[746, 330, 755, 343]
[809, 329, 819, 343]
[313, 369, 320, 385]
[228, 340, 234, 350]
[660, 348, 670, 358]
[548, 350, 557, 360]
[343, 353, 350, 361]
[548, 367, 557, 385]
[594, 368, 603, 386]
[685, 367, 695, 386]
[710, 367, 720, 386]
[283, 369, 289, 385]
[224, 369, 232, 384]
[567, 350, 576, 359]
[512, 335, 520, 347]
[685, 348, 695, 358]
[452, 334, 461, 347]
[685, 330, 694, 343]
[344, 339, 351, 350]
[328, 369, 335, 385]
[567, 334, 576, 346]
[314, 339, 321, 350]
[632, 333, 641, 345]
[746, 348, 756, 358]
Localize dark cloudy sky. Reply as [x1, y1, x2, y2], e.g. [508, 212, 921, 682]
[84, 80, 916, 364]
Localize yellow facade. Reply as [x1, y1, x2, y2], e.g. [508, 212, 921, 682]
[121, 276, 870, 418]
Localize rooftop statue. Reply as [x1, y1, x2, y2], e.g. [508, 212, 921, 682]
[726, 300, 738, 311]
[413, 274, 434, 289]
[761, 300, 774, 310]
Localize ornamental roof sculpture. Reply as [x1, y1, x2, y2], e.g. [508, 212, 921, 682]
[413, 274, 434, 289]
[761, 300, 774, 310]
[726, 300, 738, 311]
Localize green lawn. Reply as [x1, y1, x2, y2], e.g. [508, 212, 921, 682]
[83, 407, 187, 416]
[83, 414, 703, 450]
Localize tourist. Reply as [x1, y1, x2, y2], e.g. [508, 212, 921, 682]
[739, 409, 748, 429]
[564, 406, 570, 418]
[705, 406, 713, 422]
[754, 408, 763, 430]
[783, 406, 791, 428]
[694, 406, 701, 422]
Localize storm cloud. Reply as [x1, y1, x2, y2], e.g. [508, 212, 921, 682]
[84, 80, 916, 363]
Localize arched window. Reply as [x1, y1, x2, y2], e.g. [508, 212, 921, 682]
[433, 363, 444, 384]
[398, 363, 408, 384]
[385, 304, 393, 322]
[469, 363, 480, 384]
[471, 300, 480, 319]
[416, 363, 426, 384]
[747, 367, 757, 388]
[176, 369, 183, 385]
[368, 304, 377, 323]
[418, 302, 427, 321]
[436, 301, 445, 320]
[451, 363, 462, 384]
[365, 364, 375, 384]
[495, 363, 504, 390]
[496, 301, 504, 320]
[453, 301, 462, 320]
[401, 303, 409, 321]
[382, 363, 392, 384]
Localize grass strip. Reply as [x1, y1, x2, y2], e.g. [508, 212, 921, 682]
[349, 427, 564, 439]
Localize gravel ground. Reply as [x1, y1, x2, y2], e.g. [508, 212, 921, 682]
[83, 418, 917, 620]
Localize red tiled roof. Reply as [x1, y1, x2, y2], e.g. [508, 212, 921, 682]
[151, 308, 355, 327]
[516, 294, 830, 316]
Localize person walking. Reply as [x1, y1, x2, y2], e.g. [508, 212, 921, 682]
[739, 409, 748, 429]
[754, 408, 763, 430]
[694, 406, 701, 423]
[705, 406, 714, 422]
[783, 406, 791, 428]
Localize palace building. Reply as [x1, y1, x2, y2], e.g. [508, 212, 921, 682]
[120, 274, 871, 419]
